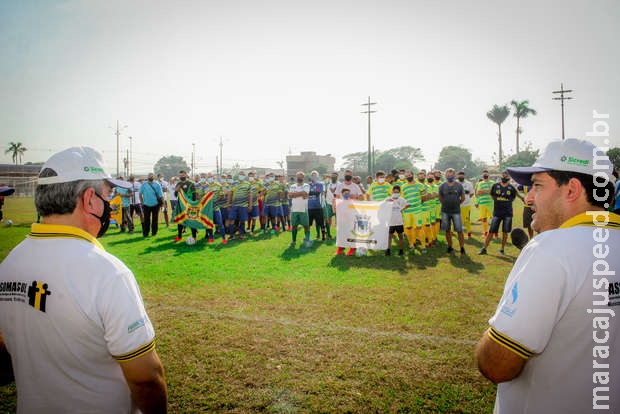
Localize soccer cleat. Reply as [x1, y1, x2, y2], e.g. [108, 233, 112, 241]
[238, 236, 244, 240]
[222, 239, 227, 244]
[398, 250, 404, 256]
[467, 233, 472, 239]
[334, 247, 344, 255]
[276, 227, 280, 231]
[287, 226, 292, 231]
[499, 248, 505, 255]
[494, 233, 499, 239]
[208, 238, 214, 243]
[460, 247, 466, 255]
[447, 246, 454, 253]
[478, 248, 487, 255]
[174, 237, 182, 242]
[346, 248, 355, 256]
[385, 249, 391, 256]
[421, 248, 428, 254]
[290, 241, 296, 247]
[483, 232, 488, 237]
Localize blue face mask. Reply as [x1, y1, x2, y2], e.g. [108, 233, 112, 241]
[207, 177, 214, 183]
[267, 177, 274, 182]
[227, 179, 233, 184]
[447, 176, 455, 183]
[311, 176, 318, 182]
[343, 193, 351, 200]
[199, 178, 206, 183]
[238, 175, 246, 181]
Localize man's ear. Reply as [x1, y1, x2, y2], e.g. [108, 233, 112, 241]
[81, 187, 97, 214]
[565, 177, 585, 203]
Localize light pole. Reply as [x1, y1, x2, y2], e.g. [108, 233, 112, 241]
[552, 83, 574, 140]
[109, 121, 127, 177]
[361, 96, 377, 177]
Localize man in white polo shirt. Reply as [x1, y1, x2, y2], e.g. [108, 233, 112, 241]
[0, 147, 167, 413]
[288, 171, 311, 248]
[475, 139, 619, 413]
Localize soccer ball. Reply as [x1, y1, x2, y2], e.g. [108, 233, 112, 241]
[185, 237, 196, 245]
[356, 247, 368, 256]
[5, 220, 13, 227]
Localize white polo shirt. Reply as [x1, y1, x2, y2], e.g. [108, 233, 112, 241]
[289, 183, 309, 213]
[488, 212, 620, 414]
[0, 224, 155, 414]
[132, 182, 141, 204]
[335, 182, 363, 198]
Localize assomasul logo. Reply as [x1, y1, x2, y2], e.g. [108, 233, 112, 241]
[560, 155, 590, 166]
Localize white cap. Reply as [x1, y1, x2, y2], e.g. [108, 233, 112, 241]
[507, 138, 616, 186]
[38, 147, 131, 188]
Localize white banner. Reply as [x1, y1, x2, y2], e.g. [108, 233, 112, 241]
[335, 200, 391, 250]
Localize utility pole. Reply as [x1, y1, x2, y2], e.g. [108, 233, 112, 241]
[219, 136, 224, 175]
[128, 136, 133, 176]
[110, 121, 127, 177]
[361, 96, 377, 177]
[191, 143, 196, 177]
[216, 155, 219, 175]
[125, 150, 129, 176]
[552, 83, 574, 140]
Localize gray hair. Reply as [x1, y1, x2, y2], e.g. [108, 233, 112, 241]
[35, 180, 105, 217]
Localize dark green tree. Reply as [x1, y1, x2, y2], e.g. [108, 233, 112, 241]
[487, 104, 511, 169]
[607, 147, 620, 171]
[434, 146, 482, 177]
[153, 155, 189, 179]
[503, 143, 540, 168]
[510, 100, 537, 153]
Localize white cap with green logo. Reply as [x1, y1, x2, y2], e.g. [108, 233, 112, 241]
[38, 146, 131, 188]
[507, 138, 616, 186]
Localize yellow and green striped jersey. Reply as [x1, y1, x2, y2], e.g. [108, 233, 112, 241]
[368, 182, 392, 201]
[393, 179, 407, 188]
[402, 182, 424, 213]
[264, 182, 282, 206]
[249, 181, 263, 200]
[421, 182, 433, 211]
[476, 180, 494, 205]
[431, 183, 440, 205]
[231, 182, 251, 207]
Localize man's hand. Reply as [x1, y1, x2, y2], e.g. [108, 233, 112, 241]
[118, 349, 167, 414]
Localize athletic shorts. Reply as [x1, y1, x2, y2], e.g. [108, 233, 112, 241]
[389, 225, 404, 235]
[228, 205, 249, 222]
[264, 205, 282, 218]
[325, 204, 335, 218]
[220, 207, 228, 221]
[308, 208, 324, 227]
[281, 203, 290, 216]
[250, 205, 260, 219]
[291, 211, 309, 227]
[489, 215, 513, 234]
[441, 212, 463, 232]
[478, 203, 493, 220]
[403, 211, 422, 228]
[213, 209, 224, 226]
[421, 210, 431, 226]
[435, 204, 441, 220]
[460, 205, 471, 221]
[523, 206, 534, 229]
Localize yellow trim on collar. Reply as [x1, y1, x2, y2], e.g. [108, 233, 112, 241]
[28, 223, 105, 250]
[559, 212, 620, 230]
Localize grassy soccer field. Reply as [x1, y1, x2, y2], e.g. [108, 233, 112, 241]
[0, 197, 527, 413]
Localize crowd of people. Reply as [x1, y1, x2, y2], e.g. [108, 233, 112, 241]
[112, 165, 536, 257]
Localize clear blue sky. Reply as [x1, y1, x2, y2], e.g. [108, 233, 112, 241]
[1, 0, 619, 173]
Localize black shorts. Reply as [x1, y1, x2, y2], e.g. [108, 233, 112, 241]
[130, 204, 142, 216]
[489, 216, 512, 234]
[308, 208, 324, 227]
[523, 207, 534, 229]
[389, 225, 404, 235]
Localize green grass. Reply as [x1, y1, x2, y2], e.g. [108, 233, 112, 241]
[0, 197, 528, 413]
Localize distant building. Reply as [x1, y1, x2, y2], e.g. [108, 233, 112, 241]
[286, 152, 335, 178]
[0, 164, 42, 196]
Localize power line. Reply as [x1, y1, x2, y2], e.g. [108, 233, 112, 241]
[361, 96, 377, 177]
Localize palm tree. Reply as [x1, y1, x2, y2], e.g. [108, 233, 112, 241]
[5, 142, 27, 165]
[510, 100, 537, 153]
[487, 105, 510, 169]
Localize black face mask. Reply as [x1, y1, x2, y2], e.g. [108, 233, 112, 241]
[482, 175, 489, 179]
[458, 177, 465, 182]
[91, 193, 111, 238]
[331, 177, 337, 183]
[148, 177, 154, 182]
[297, 178, 303, 183]
[180, 176, 187, 181]
[427, 178, 434, 183]
[501, 177, 509, 183]
[406, 176, 413, 182]
[344, 175, 353, 181]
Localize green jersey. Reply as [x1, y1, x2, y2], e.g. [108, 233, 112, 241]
[210, 183, 226, 210]
[402, 182, 424, 213]
[368, 182, 392, 201]
[231, 181, 251, 207]
[476, 180, 494, 205]
[394, 179, 407, 188]
[421, 182, 433, 212]
[431, 183, 440, 206]
[249, 181, 263, 201]
[264, 181, 282, 206]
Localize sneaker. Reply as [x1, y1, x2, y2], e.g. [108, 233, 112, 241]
[222, 239, 227, 244]
[238, 235, 244, 240]
[208, 238, 214, 243]
[174, 237, 182, 242]
[271, 229, 276, 235]
[287, 226, 292, 231]
[499, 248, 505, 255]
[385, 249, 391, 256]
[478, 248, 487, 255]
[346, 248, 355, 256]
[467, 233, 471, 239]
[447, 246, 454, 253]
[483, 232, 488, 237]
[321, 236, 326, 242]
[303, 239, 312, 247]
[398, 250, 404, 256]
[334, 247, 344, 256]
[460, 247, 466, 254]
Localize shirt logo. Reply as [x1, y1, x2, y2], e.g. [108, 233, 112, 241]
[501, 283, 518, 318]
[128, 318, 146, 333]
[27, 281, 52, 312]
[560, 155, 589, 166]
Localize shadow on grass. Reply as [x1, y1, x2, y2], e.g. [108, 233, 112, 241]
[327, 252, 410, 274]
[279, 239, 321, 261]
[447, 251, 485, 274]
